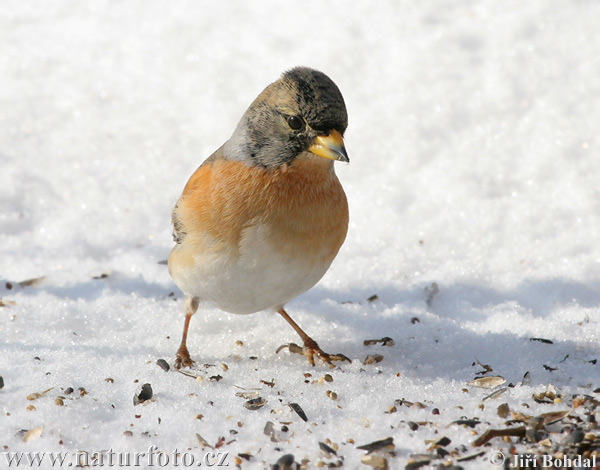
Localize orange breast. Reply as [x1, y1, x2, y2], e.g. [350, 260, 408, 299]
[174, 153, 349, 265]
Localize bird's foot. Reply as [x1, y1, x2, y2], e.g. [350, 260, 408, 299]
[174, 345, 195, 370]
[277, 339, 350, 368]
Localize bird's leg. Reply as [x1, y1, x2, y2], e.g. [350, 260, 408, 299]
[174, 296, 200, 369]
[276, 307, 350, 368]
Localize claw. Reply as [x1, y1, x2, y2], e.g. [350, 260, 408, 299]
[276, 341, 350, 368]
[174, 345, 195, 370]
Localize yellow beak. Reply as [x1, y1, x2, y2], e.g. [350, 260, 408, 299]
[308, 129, 349, 162]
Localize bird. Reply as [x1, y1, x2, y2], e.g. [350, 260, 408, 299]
[168, 67, 350, 369]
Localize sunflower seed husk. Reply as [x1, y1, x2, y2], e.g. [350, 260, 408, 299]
[273, 454, 296, 469]
[23, 426, 44, 442]
[497, 403, 510, 418]
[364, 354, 384, 365]
[18, 276, 46, 288]
[361, 454, 388, 469]
[539, 409, 571, 425]
[530, 337, 553, 344]
[196, 432, 213, 449]
[467, 376, 506, 389]
[289, 402, 308, 422]
[357, 437, 394, 454]
[244, 397, 266, 410]
[319, 441, 337, 456]
[133, 383, 153, 405]
[483, 387, 507, 401]
[364, 337, 395, 347]
[156, 359, 170, 372]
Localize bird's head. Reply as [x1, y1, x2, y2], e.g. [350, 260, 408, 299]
[224, 67, 349, 168]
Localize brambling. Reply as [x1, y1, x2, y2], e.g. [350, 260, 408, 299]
[168, 67, 350, 369]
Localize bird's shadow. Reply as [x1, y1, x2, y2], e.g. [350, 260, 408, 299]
[288, 277, 600, 388]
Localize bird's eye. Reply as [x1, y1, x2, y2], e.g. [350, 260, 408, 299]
[287, 115, 303, 130]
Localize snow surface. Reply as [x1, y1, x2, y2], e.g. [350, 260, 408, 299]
[1, 1, 599, 468]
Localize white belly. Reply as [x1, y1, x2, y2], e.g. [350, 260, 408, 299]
[169, 223, 334, 314]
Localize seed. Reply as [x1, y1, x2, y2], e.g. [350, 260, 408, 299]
[156, 359, 170, 372]
[467, 376, 506, 389]
[243, 397, 266, 410]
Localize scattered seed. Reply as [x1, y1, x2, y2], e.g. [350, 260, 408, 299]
[92, 273, 109, 280]
[539, 409, 571, 425]
[156, 359, 170, 372]
[473, 426, 527, 446]
[456, 450, 486, 462]
[236, 391, 260, 399]
[367, 294, 379, 303]
[326, 390, 338, 400]
[177, 369, 200, 379]
[410, 317, 420, 324]
[449, 419, 480, 428]
[235, 340, 244, 347]
[483, 387, 507, 401]
[289, 402, 308, 422]
[407, 421, 419, 431]
[273, 454, 296, 469]
[104, 378, 114, 383]
[133, 383, 153, 406]
[364, 337, 395, 347]
[244, 397, 266, 410]
[260, 379, 275, 387]
[361, 454, 388, 468]
[467, 376, 506, 389]
[18, 276, 46, 288]
[196, 433, 213, 449]
[65, 387, 74, 395]
[522, 371, 531, 386]
[405, 454, 433, 469]
[209, 375, 223, 382]
[220, 363, 228, 372]
[0, 376, 3, 390]
[363, 354, 384, 365]
[54, 398, 64, 406]
[23, 426, 44, 442]
[319, 441, 337, 456]
[195, 414, 204, 420]
[530, 337, 553, 344]
[497, 403, 510, 418]
[26, 405, 35, 411]
[474, 358, 493, 375]
[356, 437, 394, 454]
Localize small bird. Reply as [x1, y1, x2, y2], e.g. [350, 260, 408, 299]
[168, 67, 350, 369]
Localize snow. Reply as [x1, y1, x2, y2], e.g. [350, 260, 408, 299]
[1, 1, 599, 468]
